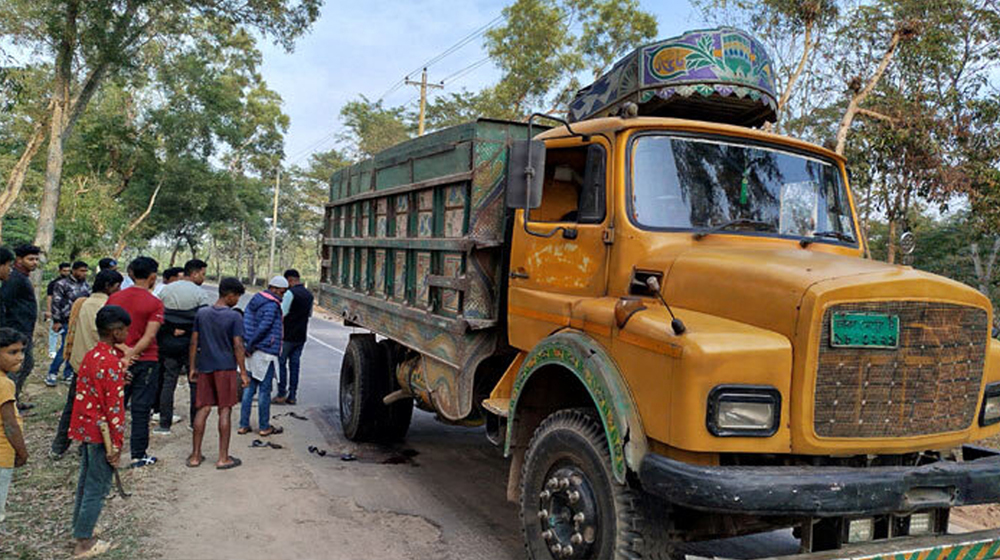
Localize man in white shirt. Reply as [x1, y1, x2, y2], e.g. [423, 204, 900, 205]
[154, 259, 213, 434]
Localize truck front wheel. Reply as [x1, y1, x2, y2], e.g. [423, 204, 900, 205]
[520, 408, 675, 560]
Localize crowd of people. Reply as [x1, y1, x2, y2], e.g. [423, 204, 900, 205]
[0, 246, 315, 557]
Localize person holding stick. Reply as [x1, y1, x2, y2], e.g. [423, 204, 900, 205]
[68, 306, 131, 558]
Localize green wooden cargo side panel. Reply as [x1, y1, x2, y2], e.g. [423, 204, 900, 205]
[319, 119, 531, 421]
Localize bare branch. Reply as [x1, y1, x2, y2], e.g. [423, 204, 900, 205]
[857, 107, 899, 124]
[113, 181, 162, 258]
[835, 30, 904, 155]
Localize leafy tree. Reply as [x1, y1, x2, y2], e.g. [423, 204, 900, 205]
[484, 0, 657, 117]
[339, 96, 412, 158]
[691, 0, 839, 134]
[0, 0, 321, 263]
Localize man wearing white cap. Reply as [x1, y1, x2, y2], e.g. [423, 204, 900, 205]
[238, 276, 288, 436]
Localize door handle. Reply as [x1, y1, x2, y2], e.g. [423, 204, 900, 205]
[510, 269, 530, 279]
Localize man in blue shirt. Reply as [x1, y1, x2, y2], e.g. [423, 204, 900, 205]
[187, 277, 248, 469]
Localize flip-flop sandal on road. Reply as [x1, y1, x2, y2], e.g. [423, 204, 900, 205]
[250, 439, 283, 449]
[186, 454, 206, 468]
[237, 427, 252, 435]
[258, 426, 283, 437]
[216, 456, 242, 470]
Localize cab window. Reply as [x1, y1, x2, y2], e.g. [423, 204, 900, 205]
[531, 144, 606, 224]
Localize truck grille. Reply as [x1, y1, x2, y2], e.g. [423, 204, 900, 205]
[814, 301, 988, 438]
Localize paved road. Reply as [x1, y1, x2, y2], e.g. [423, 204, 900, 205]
[210, 285, 802, 559]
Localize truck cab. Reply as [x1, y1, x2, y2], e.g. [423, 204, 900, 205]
[321, 27, 1000, 560]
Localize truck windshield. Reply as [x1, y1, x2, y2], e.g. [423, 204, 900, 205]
[630, 134, 857, 244]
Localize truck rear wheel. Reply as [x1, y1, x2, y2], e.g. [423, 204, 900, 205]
[377, 339, 413, 442]
[339, 335, 386, 441]
[520, 408, 675, 560]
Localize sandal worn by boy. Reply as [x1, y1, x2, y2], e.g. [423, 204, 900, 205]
[258, 426, 283, 437]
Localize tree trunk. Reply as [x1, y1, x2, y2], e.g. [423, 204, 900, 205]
[0, 112, 52, 235]
[886, 218, 897, 264]
[33, 0, 80, 265]
[238, 222, 246, 282]
[970, 238, 1000, 296]
[835, 30, 903, 155]
[213, 236, 221, 281]
[169, 239, 181, 267]
[777, 20, 814, 117]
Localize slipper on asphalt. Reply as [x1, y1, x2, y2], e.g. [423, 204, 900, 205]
[72, 539, 112, 558]
[186, 454, 205, 468]
[258, 426, 283, 437]
[216, 456, 242, 470]
[250, 439, 267, 448]
[308, 446, 327, 457]
[237, 427, 252, 435]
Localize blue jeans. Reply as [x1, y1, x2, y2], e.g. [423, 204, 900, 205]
[278, 341, 305, 401]
[240, 362, 275, 431]
[72, 443, 112, 539]
[47, 323, 60, 356]
[0, 467, 11, 524]
[47, 327, 74, 381]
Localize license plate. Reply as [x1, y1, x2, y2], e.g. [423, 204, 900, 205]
[830, 312, 899, 349]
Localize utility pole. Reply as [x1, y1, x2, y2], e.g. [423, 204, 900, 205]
[405, 68, 443, 136]
[268, 167, 280, 279]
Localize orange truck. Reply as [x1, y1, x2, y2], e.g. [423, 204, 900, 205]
[320, 27, 1000, 560]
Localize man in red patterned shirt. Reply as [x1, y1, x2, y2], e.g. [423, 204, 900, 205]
[69, 305, 131, 558]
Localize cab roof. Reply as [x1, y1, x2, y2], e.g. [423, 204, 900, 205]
[535, 117, 844, 164]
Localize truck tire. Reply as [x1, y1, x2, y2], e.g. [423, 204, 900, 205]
[520, 408, 676, 560]
[377, 339, 413, 442]
[339, 335, 386, 441]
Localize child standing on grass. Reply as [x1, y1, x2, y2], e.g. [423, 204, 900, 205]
[0, 327, 28, 526]
[69, 306, 131, 558]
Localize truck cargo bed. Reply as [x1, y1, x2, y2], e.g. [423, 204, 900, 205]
[319, 119, 530, 420]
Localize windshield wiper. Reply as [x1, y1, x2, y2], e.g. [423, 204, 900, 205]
[800, 230, 856, 247]
[693, 218, 773, 240]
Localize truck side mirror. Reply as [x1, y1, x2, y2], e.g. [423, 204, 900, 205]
[506, 140, 546, 210]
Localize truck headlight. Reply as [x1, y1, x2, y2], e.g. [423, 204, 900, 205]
[707, 386, 781, 437]
[981, 383, 1000, 427]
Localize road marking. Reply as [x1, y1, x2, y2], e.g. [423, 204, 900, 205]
[308, 334, 345, 355]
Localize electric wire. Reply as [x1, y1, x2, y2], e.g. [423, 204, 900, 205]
[377, 13, 504, 102]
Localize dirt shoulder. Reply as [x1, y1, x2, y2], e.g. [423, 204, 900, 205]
[0, 347, 157, 560]
[145, 387, 450, 560]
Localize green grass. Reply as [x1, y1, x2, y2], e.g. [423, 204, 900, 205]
[0, 337, 154, 560]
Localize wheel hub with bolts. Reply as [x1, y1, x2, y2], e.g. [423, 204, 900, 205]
[538, 466, 598, 559]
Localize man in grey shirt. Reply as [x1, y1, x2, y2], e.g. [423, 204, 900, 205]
[154, 259, 213, 433]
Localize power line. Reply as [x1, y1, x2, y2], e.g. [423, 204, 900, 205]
[377, 13, 504, 102]
[441, 57, 490, 84]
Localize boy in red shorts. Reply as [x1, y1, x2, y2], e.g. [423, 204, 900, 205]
[188, 277, 248, 469]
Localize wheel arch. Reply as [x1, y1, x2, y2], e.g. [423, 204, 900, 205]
[505, 330, 648, 483]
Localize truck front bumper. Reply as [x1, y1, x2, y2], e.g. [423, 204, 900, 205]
[754, 528, 1000, 560]
[639, 445, 1000, 517]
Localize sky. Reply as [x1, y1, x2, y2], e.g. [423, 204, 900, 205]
[258, 0, 702, 167]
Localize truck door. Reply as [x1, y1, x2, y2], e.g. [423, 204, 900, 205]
[507, 137, 611, 351]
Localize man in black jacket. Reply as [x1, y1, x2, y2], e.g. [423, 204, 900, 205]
[274, 269, 313, 406]
[1, 245, 41, 408]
